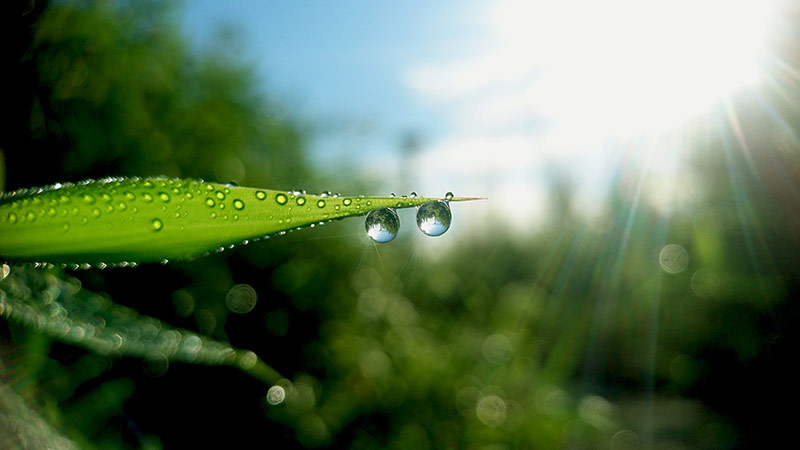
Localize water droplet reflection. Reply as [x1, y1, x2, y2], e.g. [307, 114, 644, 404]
[365, 208, 399, 243]
[416, 201, 452, 237]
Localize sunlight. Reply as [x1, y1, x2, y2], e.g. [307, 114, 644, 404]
[409, 0, 777, 137]
[491, 0, 775, 135]
[405, 0, 782, 233]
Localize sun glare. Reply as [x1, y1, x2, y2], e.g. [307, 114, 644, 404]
[494, 0, 774, 135]
[409, 0, 777, 137]
[405, 0, 782, 232]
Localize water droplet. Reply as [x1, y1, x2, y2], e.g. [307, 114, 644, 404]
[205, 198, 215, 208]
[125, 191, 136, 201]
[255, 190, 267, 200]
[58, 194, 71, 204]
[82, 194, 95, 204]
[142, 193, 154, 202]
[445, 192, 454, 201]
[105, 204, 114, 213]
[184, 192, 193, 199]
[101, 193, 112, 202]
[215, 191, 225, 200]
[91, 208, 101, 218]
[118, 201, 127, 210]
[47, 207, 56, 217]
[276, 194, 288, 205]
[410, 192, 418, 198]
[151, 218, 163, 231]
[296, 197, 306, 206]
[7, 212, 17, 223]
[233, 199, 245, 210]
[317, 199, 326, 208]
[343, 198, 352, 206]
[365, 208, 399, 243]
[159, 192, 170, 202]
[25, 211, 36, 222]
[62, 222, 70, 232]
[416, 201, 452, 237]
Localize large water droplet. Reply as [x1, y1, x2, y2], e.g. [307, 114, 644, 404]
[233, 199, 245, 210]
[416, 201, 452, 237]
[365, 208, 399, 243]
[151, 218, 163, 232]
[445, 192, 454, 201]
[317, 199, 326, 208]
[205, 198, 215, 208]
[159, 192, 171, 202]
[296, 197, 306, 206]
[142, 193, 154, 202]
[255, 190, 267, 200]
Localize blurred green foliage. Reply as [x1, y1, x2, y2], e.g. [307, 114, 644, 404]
[2, 0, 800, 449]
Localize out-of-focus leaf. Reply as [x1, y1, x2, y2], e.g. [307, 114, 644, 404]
[0, 266, 277, 382]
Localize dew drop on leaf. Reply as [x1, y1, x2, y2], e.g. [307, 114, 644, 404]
[365, 208, 399, 243]
[255, 190, 267, 200]
[205, 198, 215, 208]
[416, 201, 452, 237]
[276, 194, 288, 205]
[317, 199, 326, 208]
[233, 199, 245, 210]
[296, 197, 306, 206]
[142, 193, 153, 202]
[159, 192, 170, 202]
[343, 198, 352, 206]
[151, 218, 163, 232]
[445, 192, 454, 201]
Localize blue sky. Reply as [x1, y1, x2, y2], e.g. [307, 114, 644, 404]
[182, 0, 481, 152]
[182, 0, 778, 232]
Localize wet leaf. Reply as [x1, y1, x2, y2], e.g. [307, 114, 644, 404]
[0, 177, 480, 266]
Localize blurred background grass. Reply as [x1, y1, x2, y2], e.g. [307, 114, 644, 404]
[2, 0, 800, 448]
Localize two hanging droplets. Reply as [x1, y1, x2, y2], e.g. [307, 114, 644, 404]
[365, 192, 454, 243]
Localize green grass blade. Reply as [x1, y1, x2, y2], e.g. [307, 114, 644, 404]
[0, 267, 279, 384]
[0, 177, 479, 265]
